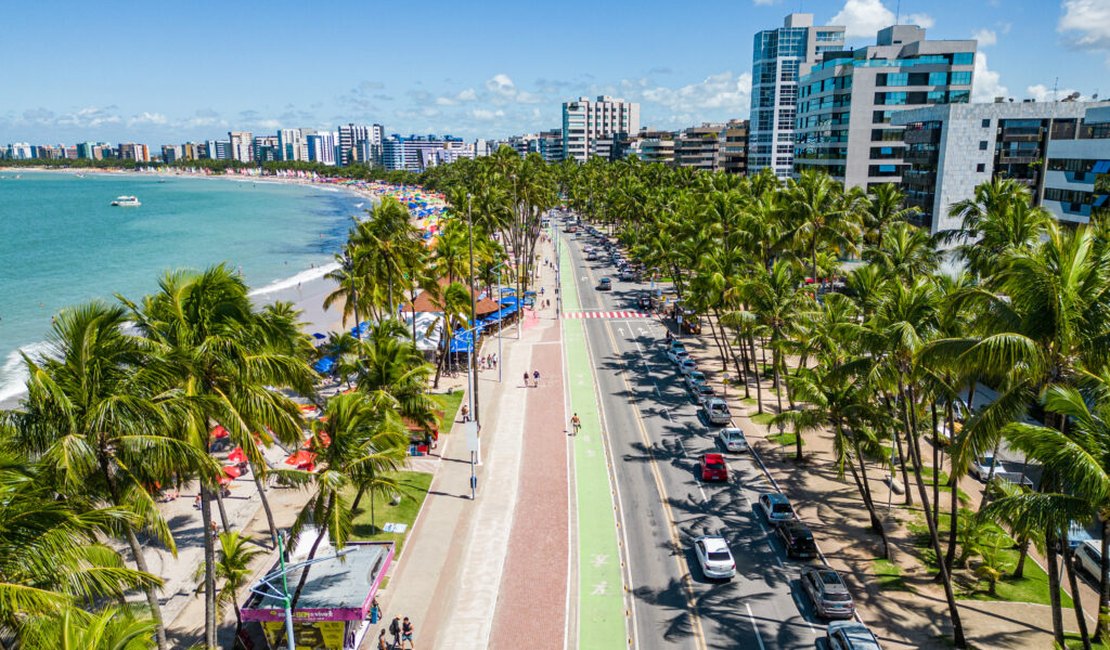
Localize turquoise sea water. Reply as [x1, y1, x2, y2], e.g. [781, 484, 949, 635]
[0, 171, 365, 401]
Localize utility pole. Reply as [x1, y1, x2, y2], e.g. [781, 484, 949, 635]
[467, 194, 480, 426]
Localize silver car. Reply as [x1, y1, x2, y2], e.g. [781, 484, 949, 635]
[693, 535, 736, 580]
[678, 358, 698, 376]
[704, 397, 731, 425]
[801, 567, 855, 619]
[827, 621, 882, 650]
[718, 427, 748, 453]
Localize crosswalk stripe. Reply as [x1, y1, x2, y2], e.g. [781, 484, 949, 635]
[562, 311, 651, 320]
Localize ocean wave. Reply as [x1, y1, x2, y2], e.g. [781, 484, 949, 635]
[0, 340, 52, 403]
[249, 261, 340, 297]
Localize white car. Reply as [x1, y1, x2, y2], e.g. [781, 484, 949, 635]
[718, 427, 748, 453]
[693, 535, 736, 580]
[684, 370, 707, 391]
[969, 455, 997, 481]
[678, 358, 698, 376]
[667, 348, 690, 364]
[693, 383, 716, 405]
[1076, 540, 1102, 580]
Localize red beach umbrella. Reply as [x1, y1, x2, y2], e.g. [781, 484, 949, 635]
[228, 447, 247, 464]
[222, 465, 241, 479]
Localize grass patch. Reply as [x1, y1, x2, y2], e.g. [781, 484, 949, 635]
[1065, 634, 1110, 649]
[750, 412, 776, 426]
[768, 431, 800, 447]
[873, 558, 910, 592]
[431, 391, 464, 432]
[918, 466, 972, 506]
[349, 471, 433, 557]
[905, 509, 1073, 607]
[740, 397, 757, 406]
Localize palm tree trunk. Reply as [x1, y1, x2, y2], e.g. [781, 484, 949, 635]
[945, 403, 960, 569]
[124, 523, 170, 650]
[252, 467, 279, 549]
[214, 487, 231, 532]
[1047, 529, 1067, 645]
[1013, 536, 1029, 578]
[1064, 535, 1093, 649]
[843, 422, 891, 560]
[900, 378, 966, 648]
[1099, 517, 1110, 642]
[201, 488, 219, 649]
[883, 392, 914, 506]
[749, 334, 763, 413]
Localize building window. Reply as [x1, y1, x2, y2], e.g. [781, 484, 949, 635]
[981, 119, 991, 128]
[951, 71, 973, 86]
[952, 52, 975, 65]
[976, 163, 986, 172]
[979, 141, 988, 150]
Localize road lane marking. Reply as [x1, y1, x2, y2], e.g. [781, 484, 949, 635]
[603, 320, 708, 650]
[696, 481, 709, 503]
[792, 593, 817, 635]
[745, 603, 768, 650]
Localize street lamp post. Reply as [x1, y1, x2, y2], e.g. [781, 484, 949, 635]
[467, 194, 480, 427]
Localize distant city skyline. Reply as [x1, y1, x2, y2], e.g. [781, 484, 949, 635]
[1, 0, 1107, 144]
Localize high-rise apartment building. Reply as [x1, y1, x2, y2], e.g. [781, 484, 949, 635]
[278, 129, 309, 162]
[337, 123, 384, 166]
[1040, 104, 1109, 225]
[749, 13, 845, 178]
[306, 132, 338, 165]
[252, 135, 280, 162]
[538, 129, 563, 164]
[794, 25, 975, 189]
[674, 123, 725, 172]
[561, 96, 640, 162]
[161, 145, 183, 163]
[118, 143, 149, 162]
[228, 131, 253, 163]
[381, 135, 472, 172]
[718, 119, 750, 175]
[893, 101, 1106, 233]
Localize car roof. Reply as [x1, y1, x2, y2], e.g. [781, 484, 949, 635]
[828, 622, 880, 648]
[707, 397, 727, 406]
[697, 535, 730, 553]
[703, 453, 725, 463]
[722, 427, 743, 436]
[762, 492, 790, 505]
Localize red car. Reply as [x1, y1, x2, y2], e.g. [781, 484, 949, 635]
[700, 453, 729, 482]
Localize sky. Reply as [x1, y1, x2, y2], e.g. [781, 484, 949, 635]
[1, 0, 1108, 145]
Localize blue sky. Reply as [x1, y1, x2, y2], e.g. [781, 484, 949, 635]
[1, 0, 1108, 144]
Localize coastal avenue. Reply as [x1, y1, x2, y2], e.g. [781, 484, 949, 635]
[560, 221, 824, 649]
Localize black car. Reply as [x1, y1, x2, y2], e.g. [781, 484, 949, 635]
[775, 520, 818, 559]
[638, 293, 653, 310]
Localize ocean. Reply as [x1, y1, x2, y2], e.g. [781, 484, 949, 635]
[0, 171, 365, 402]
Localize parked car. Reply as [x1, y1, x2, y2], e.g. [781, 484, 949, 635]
[826, 621, 882, 650]
[1076, 539, 1103, 580]
[801, 567, 855, 619]
[969, 455, 997, 481]
[666, 338, 686, 352]
[718, 427, 749, 453]
[666, 348, 690, 364]
[678, 358, 698, 376]
[704, 397, 731, 425]
[638, 293, 653, 310]
[693, 383, 716, 405]
[757, 492, 796, 526]
[699, 453, 729, 482]
[620, 268, 637, 282]
[684, 370, 707, 391]
[775, 520, 817, 559]
[586, 250, 599, 261]
[693, 535, 736, 580]
[597, 277, 612, 291]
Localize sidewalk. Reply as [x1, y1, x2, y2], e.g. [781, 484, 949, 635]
[372, 236, 570, 650]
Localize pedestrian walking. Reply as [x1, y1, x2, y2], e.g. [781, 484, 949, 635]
[461, 404, 470, 423]
[533, 369, 540, 386]
[523, 371, 530, 387]
[377, 629, 389, 650]
[389, 616, 402, 648]
[401, 617, 415, 649]
[571, 413, 581, 435]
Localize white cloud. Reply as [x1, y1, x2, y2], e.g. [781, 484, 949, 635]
[1059, 0, 1110, 50]
[128, 111, 167, 127]
[972, 28, 997, 47]
[831, 0, 933, 39]
[470, 108, 505, 121]
[1026, 84, 1084, 102]
[485, 73, 516, 98]
[636, 71, 753, 114]
[457, 88, 477, 102]
[972, 52, 1009, 102]
[54, 106, 122, 129]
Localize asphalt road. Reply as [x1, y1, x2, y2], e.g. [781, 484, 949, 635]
[560, 223, 835, 650]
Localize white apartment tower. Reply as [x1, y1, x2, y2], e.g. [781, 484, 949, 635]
[278, 128, 309, 162]
[337, 123, 385, 166]
[561, 96, 640, 162]
[749, 13, 845, 177]
[228, 131, 253, 163]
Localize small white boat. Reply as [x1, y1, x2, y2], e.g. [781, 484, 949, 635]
[110, 195, 141, 207]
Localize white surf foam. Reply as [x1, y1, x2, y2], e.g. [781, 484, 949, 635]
[0, 340, 52, 403]
[249, 261, 341, 298]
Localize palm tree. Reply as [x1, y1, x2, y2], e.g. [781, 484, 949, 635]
[11, 302, 206, 650]
[863, 183, 918, 247]
[743, 259, 806, 426]
[285, 392, 408, 611]
[940, 177, 1052, 278]
[196, 531, 264, 638]
[122, 264, 316, 650]
[787, 169, 860, 286]
[20, 606, 158, 650]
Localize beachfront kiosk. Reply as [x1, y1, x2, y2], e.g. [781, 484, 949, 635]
[242, 541, 393, 650]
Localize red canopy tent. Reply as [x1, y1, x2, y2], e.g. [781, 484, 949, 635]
[284, 450, 317, 471]
[211, 425, 229, 439]
[222, 465, 242, 480]
[228, 447, 247, 464]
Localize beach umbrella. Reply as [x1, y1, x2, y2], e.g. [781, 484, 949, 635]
[284, 450, 317, 471]
[211, 425, 229, 439]
[222, 465, 242, 480]
[228, 447, 247, 464]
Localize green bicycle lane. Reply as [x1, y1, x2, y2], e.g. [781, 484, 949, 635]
[560, 237, 631, 649]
